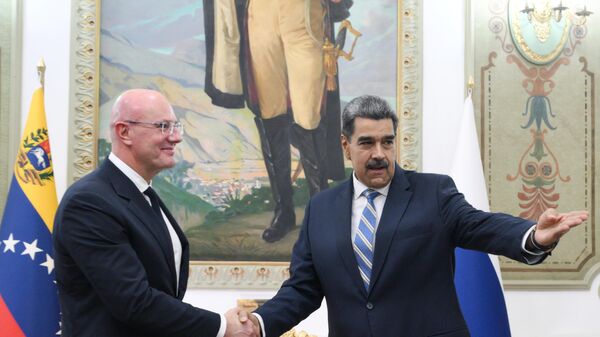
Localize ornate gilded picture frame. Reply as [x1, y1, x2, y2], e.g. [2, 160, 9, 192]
[68, 0, 422, 288]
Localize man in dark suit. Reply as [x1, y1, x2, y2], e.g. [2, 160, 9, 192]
[243, 95, 587, 336]
[53, 89, 256, 337]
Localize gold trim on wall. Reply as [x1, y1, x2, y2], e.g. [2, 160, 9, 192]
[398, 0, 422, 171]
[68, 0, 99, 184]
[68, 0, 422, 289]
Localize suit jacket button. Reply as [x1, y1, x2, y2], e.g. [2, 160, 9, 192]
[366, 302, 374, 310]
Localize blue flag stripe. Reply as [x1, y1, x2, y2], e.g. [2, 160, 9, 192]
[454, 248, 511, 337]
[0, 176, 60, 337]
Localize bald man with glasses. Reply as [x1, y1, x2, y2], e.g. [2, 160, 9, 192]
[53, 89, 257, 337]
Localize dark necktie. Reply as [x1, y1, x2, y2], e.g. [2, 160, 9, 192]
[144, 186, 164, 221]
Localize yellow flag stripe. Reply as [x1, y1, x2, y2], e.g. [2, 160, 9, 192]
[14, 88, 58, 232]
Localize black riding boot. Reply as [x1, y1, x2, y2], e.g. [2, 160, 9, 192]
[255, 115, 296, 243]
[291, 123, 329, 196]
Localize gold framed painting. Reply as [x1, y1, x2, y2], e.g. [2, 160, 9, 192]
[67, 0, 422, 288]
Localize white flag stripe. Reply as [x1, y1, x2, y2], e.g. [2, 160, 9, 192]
[449, 90, 503, 282]
[450, 92, 489, 212]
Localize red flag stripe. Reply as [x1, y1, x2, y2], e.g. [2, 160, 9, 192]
[0, 294, 26, 337]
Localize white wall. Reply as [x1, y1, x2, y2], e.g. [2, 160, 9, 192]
[18, 0, 600, 336]
[20, 0, 71, 199]
[422, 1, 600, 337]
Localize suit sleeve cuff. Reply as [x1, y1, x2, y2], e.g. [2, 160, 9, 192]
[521, 225, 546, 264]
[253, 313, 266, 337]
[216, 314, 226, 337]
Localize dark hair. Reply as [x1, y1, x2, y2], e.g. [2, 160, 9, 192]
[341, 95, 398, 141]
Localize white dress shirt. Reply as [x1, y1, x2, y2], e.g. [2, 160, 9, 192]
[109, 153, 183, 286]
[351, 174, 390, 247]
[109, 153, 227, 337]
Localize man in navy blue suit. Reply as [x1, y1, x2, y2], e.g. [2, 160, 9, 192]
[53, 89, 257, 337]
[243, 95, 587, 337]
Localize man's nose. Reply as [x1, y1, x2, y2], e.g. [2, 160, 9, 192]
[168, 130, 183, 144]
[372, 143, 385, 158]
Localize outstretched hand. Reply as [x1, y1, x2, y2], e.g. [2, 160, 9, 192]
[224, 307, 258, 337]
[535, 208, 588, 247]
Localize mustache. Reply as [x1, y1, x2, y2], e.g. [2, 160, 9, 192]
[366, 159, 389, 170]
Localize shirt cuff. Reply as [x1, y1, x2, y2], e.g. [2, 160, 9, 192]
[521, 224, 546, 264]
[216, 314, 226, 337]
[253, 313, 266, 337]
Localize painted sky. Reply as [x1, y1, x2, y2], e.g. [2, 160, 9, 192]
[101, 0, 204, 52]
[101, 0, 398, 97]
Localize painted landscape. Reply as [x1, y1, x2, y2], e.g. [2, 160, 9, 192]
[99, 0, 397, 261]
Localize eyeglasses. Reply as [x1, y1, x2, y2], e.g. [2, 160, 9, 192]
[123, 120, 184, 136]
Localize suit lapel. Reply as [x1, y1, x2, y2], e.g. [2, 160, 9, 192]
[103, 161, 179, 293]
[369, 166, 413, 292]
[334, 179, 369, 297]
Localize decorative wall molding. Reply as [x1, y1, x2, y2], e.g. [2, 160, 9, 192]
[398, 0, 422, 172]
[68, 0, 98, 184]
[472, 0, 600, 289]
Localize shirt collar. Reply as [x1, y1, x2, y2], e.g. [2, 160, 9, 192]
[108, 152, 151, 193]
[352, 172, 391, 200]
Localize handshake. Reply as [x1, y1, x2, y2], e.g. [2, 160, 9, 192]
[224, 307, 260, 337]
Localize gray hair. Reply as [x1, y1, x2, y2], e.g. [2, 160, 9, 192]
[341, 95, 398, 141]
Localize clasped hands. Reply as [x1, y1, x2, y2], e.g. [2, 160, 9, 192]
[224, 308, 260, 337]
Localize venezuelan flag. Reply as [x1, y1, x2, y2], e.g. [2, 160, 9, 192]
[0, 87, 60, 336]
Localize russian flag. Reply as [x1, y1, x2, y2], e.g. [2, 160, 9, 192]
[450, 88, 512, 337]
[0, 87, 60, 336]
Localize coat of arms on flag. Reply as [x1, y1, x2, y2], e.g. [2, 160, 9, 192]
[17, 128, 54, 185]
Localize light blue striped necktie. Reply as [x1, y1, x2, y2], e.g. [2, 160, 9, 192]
[353, 189, 379, 291]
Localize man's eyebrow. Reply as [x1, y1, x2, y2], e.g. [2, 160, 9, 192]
[356, 136, 374, 142]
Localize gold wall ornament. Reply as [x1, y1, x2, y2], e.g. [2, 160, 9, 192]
[531, 3, 552, 43]
[280, 329, 317, 337]
[508, 0, 592, 65]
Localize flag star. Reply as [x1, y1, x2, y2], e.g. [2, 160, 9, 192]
[40, 254, 55, 274]
[2, 233, 20, 253]
[21, 239, 43, 260]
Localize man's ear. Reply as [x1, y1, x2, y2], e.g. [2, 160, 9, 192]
[341, 134, 351, 160]
[114, 122, 133, 145]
